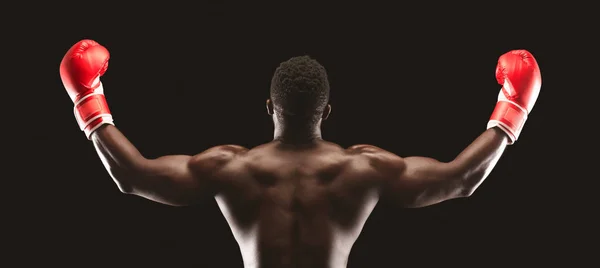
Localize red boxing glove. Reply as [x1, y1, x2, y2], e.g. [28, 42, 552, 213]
[487, 50, 542, 144]
[60, 39, 113, 139]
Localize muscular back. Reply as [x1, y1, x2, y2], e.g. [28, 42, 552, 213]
[92, 125, 507, 268]
[206, 141, 387, 268]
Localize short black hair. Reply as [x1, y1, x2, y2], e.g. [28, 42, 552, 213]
[270, 55, 330, 124]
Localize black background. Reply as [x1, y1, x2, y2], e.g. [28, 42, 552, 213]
[7, 3, 595, 268]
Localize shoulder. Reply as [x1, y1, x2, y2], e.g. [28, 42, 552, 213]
[346, 144, 406, 174]
[189, 145, 249, 172]
[204, 144, 249, 154]
[346, 144, 400, 160]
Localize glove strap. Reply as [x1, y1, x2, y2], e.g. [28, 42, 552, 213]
[487, 100, 527, 145]
[73, 86, 113, 140]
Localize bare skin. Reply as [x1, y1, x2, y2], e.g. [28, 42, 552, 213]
[91, 100, 508, 268]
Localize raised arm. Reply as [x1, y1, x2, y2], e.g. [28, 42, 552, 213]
[91, 125, 245, 206]
[372, 128, 506, 207]
[375, 49, 542, 208]
[59, 39, 246, 206]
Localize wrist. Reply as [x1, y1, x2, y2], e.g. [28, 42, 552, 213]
[83, 115, 114, 139]
[487, 100, 527, 145]
[73, 90, 114, 140]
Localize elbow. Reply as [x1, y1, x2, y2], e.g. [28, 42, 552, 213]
[457, 170, 488, 198]
[116, 181, 134, 194]
[108, 168, 136, 194]
[459, 185, 477, 198]
[97, 149, 148, 195]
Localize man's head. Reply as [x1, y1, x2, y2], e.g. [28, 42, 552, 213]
[267, 55, 331, 126]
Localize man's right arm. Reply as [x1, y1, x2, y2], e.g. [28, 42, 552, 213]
[371, 127, 508, 208]
[59, 39, 247, 206]
[370, 49, 541, 208]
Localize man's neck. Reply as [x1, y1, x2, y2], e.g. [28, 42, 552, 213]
[273, 120, 322, 144]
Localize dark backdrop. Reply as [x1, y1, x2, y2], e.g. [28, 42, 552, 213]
[7, 3, 593, 268]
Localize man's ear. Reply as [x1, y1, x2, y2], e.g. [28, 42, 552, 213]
[266, 99, 274, 115]
[322, 104, 331, 120]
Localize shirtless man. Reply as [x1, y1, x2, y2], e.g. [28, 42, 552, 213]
[60, 40, 541, 268]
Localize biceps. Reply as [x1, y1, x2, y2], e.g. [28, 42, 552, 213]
[388, 157, 466, 207]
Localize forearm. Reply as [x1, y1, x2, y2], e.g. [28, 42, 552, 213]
[91, 124, 146, 192]
[452, 127, 508, 195]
